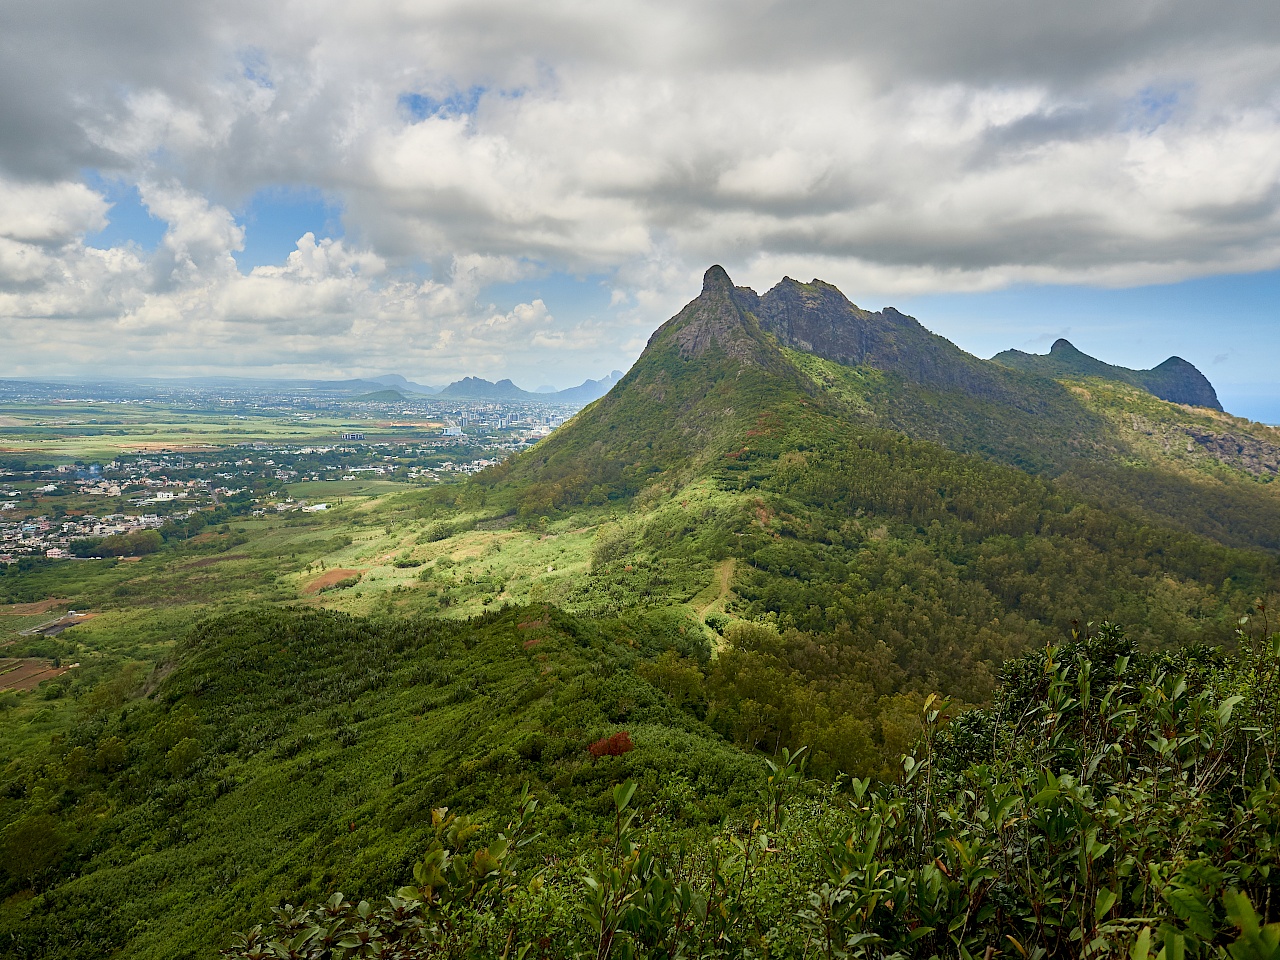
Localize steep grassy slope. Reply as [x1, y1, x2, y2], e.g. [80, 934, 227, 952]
[486, 266, 818, 516]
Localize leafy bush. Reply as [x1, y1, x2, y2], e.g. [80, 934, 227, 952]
[69, 529, 163, 558]
[319, 574, 363, 593]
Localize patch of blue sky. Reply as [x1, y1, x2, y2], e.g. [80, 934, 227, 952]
[232, 186, 344, 270]
[486, 270, 614, 319]
[398, 85, 487, 122]
[82, 172, 166, 252]
[239, 48, 273, 89]
[1121, 82, 1191, 132]
[895, 268, 1280, 423]
[484, 271, 619, 388]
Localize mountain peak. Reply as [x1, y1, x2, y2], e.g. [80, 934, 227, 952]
[702, 264, 734, 295]
[650, 265, 780, 367]
[749, 276, 1026, 403]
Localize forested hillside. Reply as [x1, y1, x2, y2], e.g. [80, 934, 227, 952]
[0, 605, 758, 958]
[218, 622, 1280, 959]
[472, 267, 1280, 774]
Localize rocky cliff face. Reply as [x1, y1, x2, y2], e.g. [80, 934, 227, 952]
[1142, 356, 1223, 410]
[992, 339, 1222, 411]
[667, 266, 769, 362]
[734, 275, 1042, 407]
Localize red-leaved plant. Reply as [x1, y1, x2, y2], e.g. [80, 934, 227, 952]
[588, 731, 634, 758]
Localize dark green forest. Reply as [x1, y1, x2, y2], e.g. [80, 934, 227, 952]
[218, 621, 1280, 960]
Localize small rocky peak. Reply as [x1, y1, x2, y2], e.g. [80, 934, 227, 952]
[702, 265, 735, 297]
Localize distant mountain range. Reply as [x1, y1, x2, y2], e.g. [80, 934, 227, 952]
[365, 374, 442, 395]
[368, 370, 624, 403]
[0, 370, 627, 406]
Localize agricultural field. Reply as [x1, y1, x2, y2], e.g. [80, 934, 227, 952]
[0, 402, 390, 461]
[283, 479, 413, 498]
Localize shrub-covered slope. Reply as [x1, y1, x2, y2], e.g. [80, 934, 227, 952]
[222, 625, 1280, 960]
[0, 605, 757, 960]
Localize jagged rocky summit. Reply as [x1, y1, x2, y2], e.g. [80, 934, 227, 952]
[642, 266, 1222, 412]
[639, 265, 1057, 408]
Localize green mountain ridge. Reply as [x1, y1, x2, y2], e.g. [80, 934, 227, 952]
[437, 376, 534, 400]
[496, 265, 1276, 529]
[348, 388, 413, 402]
[992, 337, 1223, 410]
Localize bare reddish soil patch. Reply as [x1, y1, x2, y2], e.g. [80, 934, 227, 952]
[0, 658, 71, 692]
[1, 599, 69, 616]
[303, 569, 363, 594]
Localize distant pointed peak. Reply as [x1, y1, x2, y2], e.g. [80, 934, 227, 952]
[702, 265, 734, 295]
[1050, 338, 1077, 353]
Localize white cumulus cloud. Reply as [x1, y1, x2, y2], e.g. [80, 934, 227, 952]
[0, 0, 1278, 382]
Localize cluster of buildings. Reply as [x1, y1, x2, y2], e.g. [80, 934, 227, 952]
[0, 397, 572, 563]
[0, 512, 167, 562]
[410, 457, 503, 478]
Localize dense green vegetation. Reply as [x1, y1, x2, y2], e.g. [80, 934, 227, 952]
[9, 603, 1280, 959]
[0, 605, 759, 959]
[217, 622, 1280, 959]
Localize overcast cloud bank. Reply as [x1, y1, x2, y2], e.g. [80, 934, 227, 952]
[1, 0, 1278, 385]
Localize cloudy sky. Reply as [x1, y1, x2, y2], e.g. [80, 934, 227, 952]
[2, 1, 1279, 418]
